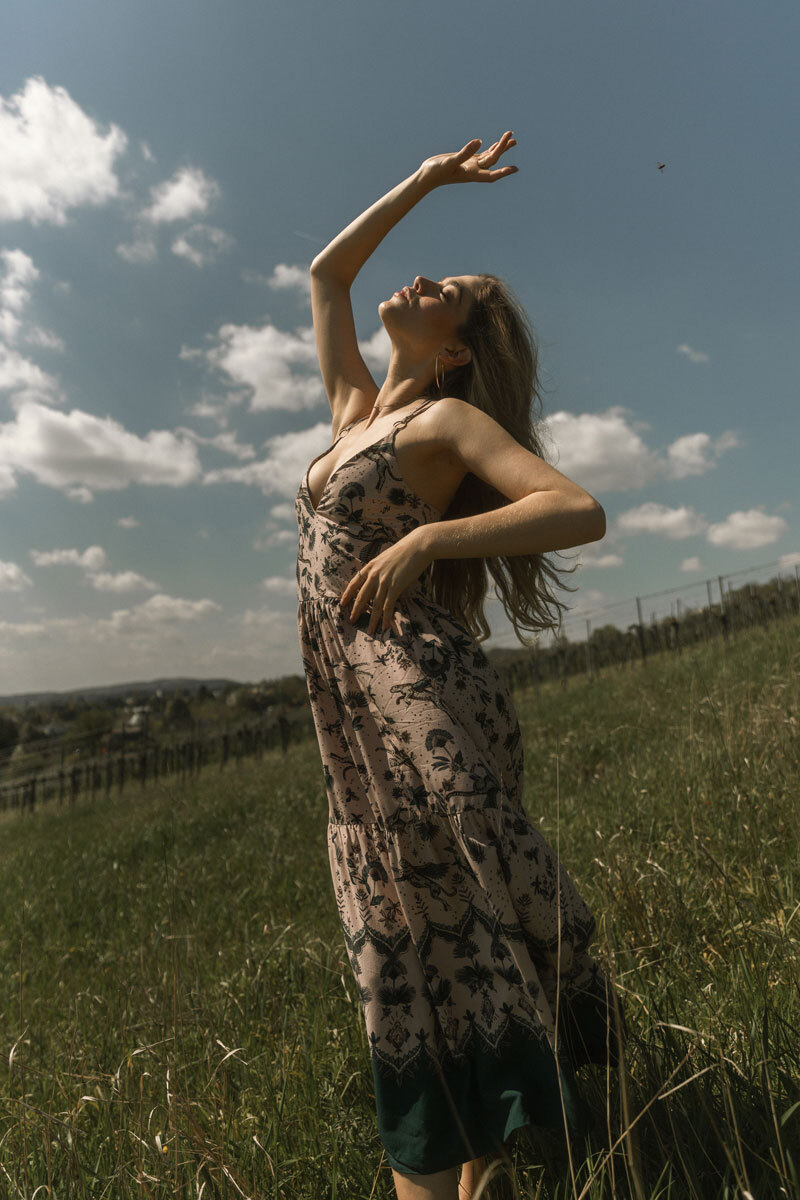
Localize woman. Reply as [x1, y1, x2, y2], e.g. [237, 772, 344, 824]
[295, 132, 624, 1200]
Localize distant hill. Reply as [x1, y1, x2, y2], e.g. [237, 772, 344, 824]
[0, 677, 242, 710]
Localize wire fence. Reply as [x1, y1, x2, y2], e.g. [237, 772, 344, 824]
[0, 710, 317, 820]
[489, 557, 800, 695]
[3, 557, 797, 820]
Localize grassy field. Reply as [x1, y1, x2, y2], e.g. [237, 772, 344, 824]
[1, 615, 798, 1199]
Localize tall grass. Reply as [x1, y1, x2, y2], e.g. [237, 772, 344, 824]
[1, 615, 798, 1198]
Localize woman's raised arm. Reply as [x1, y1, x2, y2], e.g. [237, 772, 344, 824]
[309, 134, 517, 427]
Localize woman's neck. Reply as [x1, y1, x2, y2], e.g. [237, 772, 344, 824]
[367, 349, 436, 426]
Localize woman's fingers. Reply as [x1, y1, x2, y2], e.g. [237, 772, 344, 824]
[458, 138, 482, 161]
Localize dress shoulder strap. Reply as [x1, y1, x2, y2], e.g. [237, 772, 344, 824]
[391, 396, 438, 432]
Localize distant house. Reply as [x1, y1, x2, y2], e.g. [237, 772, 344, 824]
[42, 721, 68, 738]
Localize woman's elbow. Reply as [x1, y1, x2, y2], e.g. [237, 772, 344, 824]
[582, 499, 606, 543]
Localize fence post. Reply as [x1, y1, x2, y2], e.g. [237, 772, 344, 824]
[585, 618, 593, 680]
[635, 597, 647, 665]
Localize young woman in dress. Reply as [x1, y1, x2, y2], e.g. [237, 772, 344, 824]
[298, 131, 620, 1200]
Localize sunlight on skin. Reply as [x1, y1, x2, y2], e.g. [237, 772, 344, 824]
[389, 1154, 488, 1200]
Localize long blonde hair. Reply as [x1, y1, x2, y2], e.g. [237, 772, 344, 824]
[423, 274, 578, 647]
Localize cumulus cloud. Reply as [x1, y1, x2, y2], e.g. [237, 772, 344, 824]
[0, 248, 39, 342]
[204, 419, 329, 499]
[116, 232, 158, 264]
[569, 588, 609, 616]
[0, 345, 62, 410]
[665, 431, 742, 480]
[616, 502, 708, 539]
[261, 575, 298, 596]
[104, 593, 221, 634]
[0, 402, 202, 499]
[139, 165, 220, 225]
[680, 556, 704, 573]
[253, 525, 299, 551]
[30, 545, 108, 570]
[0, 248, 65, 410]
[780, 551, 800, 569]
[88, 570, 159, 593]
[358, 326, 391, 371]
[267, 263, 312, 301]
[706, 508, 788, 550]
[575, 549, 624, 568]
[542, 407, 660, 492]
[185, 320, 323, 412]
[184, 309, 391, 417]
[0, 559, 33, 591]
[171, 223, 233, 267]
[173, 425, 256, 460]
[676, 343, 710, 364]
[0, 75, 127, 225]
[542, 406, 739, 494]
[117, 516, 141, 529]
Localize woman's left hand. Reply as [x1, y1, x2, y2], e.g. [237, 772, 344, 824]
[340, 529, 434, 636]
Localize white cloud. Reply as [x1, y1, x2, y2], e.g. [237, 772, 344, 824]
[117, 516, 141, 529]
[680, 556, 704, 573]
[570, 588, 608, 616]
[0, 75, 127, 225]
[0, 248, 65, 409]
[0, 463, 16, 497]
[0, 346, 62, 408]
[268, 501, 296, 522]
[0, 600, 302, 695]
[676, 343, 710, 364]
[185, 319, 323, 412]
[171, 223, 233, 267]
[542, 406, 739, 494]
[706, 508, 788, 550]
[30, 545, 109, 570]
[542, 407, 661, 492]
[116, 232, 158, 264]
[267, 263, 312, 301]
[204, 419, 331, 500]
[0, 560, 33, 591]
[0, 402, 202, 499]
[780, 551, 800, 569]
[253, 525, 299, 550]
[88, 570, 159, 593]
[616, 502, 708, 539]
[665, 431, 741, 480]
[140, 165, 220, 225]
[174, 425, 256, 460]
[22, 325, 65, 352]
[261, 575, 298, 596]
[358, 327, 391, 371]
[183, 391, 241, 427]
[576, 549, 624, 568]
[105, 593, 221, 634]
[0, 248, 39, 342]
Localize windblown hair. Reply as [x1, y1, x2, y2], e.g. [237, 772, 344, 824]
[420, 274, 578, 647]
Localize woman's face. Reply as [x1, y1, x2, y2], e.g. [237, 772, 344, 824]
[378, 274, 478, 357]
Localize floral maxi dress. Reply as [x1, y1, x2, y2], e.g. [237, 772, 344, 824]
[295, 397, 622, 1176]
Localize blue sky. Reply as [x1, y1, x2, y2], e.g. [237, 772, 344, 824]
[1, 0, 798, 694]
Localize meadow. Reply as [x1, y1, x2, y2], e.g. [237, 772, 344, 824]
[1, 614, 798, 1199]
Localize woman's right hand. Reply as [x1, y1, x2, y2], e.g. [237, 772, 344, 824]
[419, 131, 518, 188]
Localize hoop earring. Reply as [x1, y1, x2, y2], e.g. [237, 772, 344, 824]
[434, 353, 443, 390]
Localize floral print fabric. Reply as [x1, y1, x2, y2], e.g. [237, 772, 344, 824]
[295, 397, 622, 1175]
